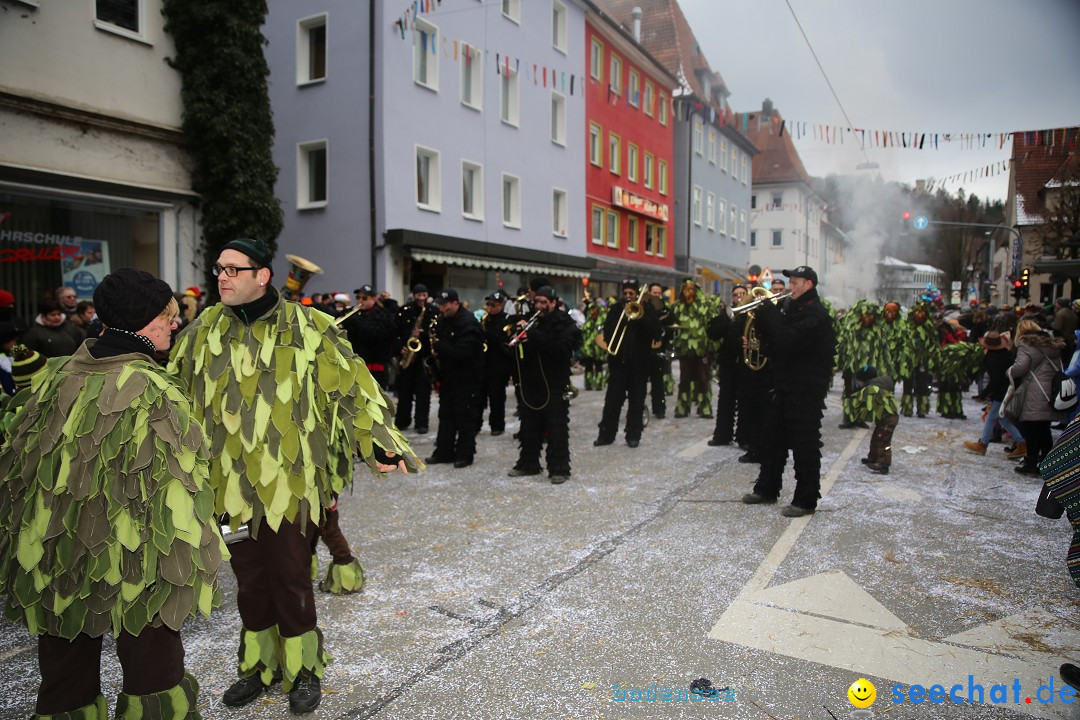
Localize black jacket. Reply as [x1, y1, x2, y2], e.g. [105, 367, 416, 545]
[483, 309, 513, 372]
[432, 307, 484, 388]
[516, 309, 582, 406]
[753, 287, 835, 397]
[396, 300, 436, 357]
[602, 298, 661, 365]
[341, 304, 395, 369]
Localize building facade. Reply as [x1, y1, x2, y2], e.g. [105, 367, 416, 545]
[877, 256, 945, 307]
[265, 0, 592, 308]
[0, 0, 201, 319]
[583, 6, 678, 297]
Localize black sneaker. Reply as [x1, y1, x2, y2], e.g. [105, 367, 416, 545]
[453, 459, 473, 468]
[288, 673, 321, 714]
[593, 437, 614, 446]
[707, 438, 731, 447]
[223, 674, 270, 707]
[549, 474, 569, 484]
[626, 438, 640, 448]
[508, 467, 541, 477]
[737, 452, 759, 463]
[781, 504, 816, 518]
[865, 462, 889, 475]
[741, 493, 777, 505]
[491, 430, 504, 436]
[424, 455, 452, 464]
[415, 426, 429, 434]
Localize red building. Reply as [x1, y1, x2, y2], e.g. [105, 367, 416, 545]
[584, 3, 678, 292]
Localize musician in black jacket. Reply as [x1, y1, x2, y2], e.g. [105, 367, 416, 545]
[708, 284, 745, 446]
[426, 289, 484, 468]
[508, 286, 582, 483]
[742, 267, 836, 517]
[340, 284, 396, 389]
[594, 278, 661, 448]
[480, 290, 513, 435]
[395, 283, 435, 433]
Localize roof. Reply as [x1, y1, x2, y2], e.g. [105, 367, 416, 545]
[738, 106, 811, 186]
[1011, 127, 1079, 226]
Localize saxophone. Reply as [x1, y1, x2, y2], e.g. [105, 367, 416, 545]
[400, 304, 427, 369]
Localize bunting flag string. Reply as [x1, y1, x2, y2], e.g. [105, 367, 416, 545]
[923, 159, 1013, 192]
[768, 119, 1077, 152]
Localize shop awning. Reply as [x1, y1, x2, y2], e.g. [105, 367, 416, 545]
[589, 256, 686, 283]
[409, 248, 585, 278]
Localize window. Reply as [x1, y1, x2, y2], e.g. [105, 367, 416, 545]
[658, 160, 668, 195]
[552, 0, 567, 52]
[606, 210, 619, 248]
[656, 225, 667, 257]
[298, 140, 328, 208]
[731, 145, 738, 174]
[740, 210, 747, 242]
[706, 192, 716, 230]
[502, 174, 521, 228]
[659, 93, 668, 125]
[750, 230, 757, 248]
[771, 192, 783, 209]
[692, 186, 703, 226]
[553, 188, 568, 237]
[462, 161, 483, 220]
[461, 43, 482, 110]
[297, 14, 327, 84]
[643, 153, 654, 189]
[627, 144, 638, 183]
[627, 216, 639, 252]
[772, 230, 782, 247]
[730, 205, 737, 236]
[95, 0, 142, 37]
[608, 133, 621, 175]
[589, 123, 603, 166]
[693, 117, 703, 155]
[501, 65, 520, 126]
[628, 70, 640, 108]
[415, 145, 440, 211]
[590, 38, 604, 82]
[502, 0, 521, 23]
[751, 194, 757, 209]
[644, 82, 655, 117]
[741, 154, 749, 184]
[645, 223, 655, 255]
[551, 91, 566, 146]
[413, 18, 438, 90]
[707, 130, 716, 163]
[609, 54, 622, 95]
[718, 199, 726, 234]
[720, 138, 728, 172]
[591, 206, 604, 244]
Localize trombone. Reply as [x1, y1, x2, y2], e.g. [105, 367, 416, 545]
[606, 284, 648, 356]
[730, 287, 792, 315]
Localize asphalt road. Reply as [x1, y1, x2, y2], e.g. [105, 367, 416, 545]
[2, 373, 1078, 719]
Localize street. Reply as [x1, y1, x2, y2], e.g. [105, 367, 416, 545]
[1, 373, 1078, 720]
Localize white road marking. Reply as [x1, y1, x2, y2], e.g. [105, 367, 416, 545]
[676, 437, 714, 458]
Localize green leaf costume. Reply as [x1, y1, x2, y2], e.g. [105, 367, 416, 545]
[899, 302, 940, 417]
[0, 346, 224, 642]
[837, 300, 892, 422]
[932, 341, 983, 418]
[671, 292, 719, 416]
[167, 296, 420, 536]
[579, 305, 609, 390]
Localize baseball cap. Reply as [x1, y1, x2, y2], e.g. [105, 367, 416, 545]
[534, 286, 556, 301]
[782, 266, 818, 284]
[333, 292, 350, 303]
[486, 290, 508, 302]
[355, 284, 376, 297]
[621, 277, 640, 290]
[433, 288, 459, 305]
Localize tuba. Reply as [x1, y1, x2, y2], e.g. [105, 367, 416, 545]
[735, 287, 788, 371]
[281, 254, 324, 301]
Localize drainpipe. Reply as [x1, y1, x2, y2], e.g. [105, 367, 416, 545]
[632, 7, 641, 42]
[368, 0, 378, 286]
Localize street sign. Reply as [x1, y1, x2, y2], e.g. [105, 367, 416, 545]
[913, 215, 929, 230]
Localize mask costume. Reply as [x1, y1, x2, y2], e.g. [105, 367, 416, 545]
[579, 302, 609, 391]
[932, 336, 983, 419]
[836, 300, 891, 428]
[851, 364, 900, 474]
[898, 301, 941, 418]
[671, 280, 718, 418]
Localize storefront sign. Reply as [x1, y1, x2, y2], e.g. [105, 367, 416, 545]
[62, 240, 111, 296]
[0, 245, 81, 262]
[612, 186, 669, 222]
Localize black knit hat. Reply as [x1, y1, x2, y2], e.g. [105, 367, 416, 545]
[93, 268, 174, 332]
[222, 238, 275, 277]
[11, 344, 46, 389]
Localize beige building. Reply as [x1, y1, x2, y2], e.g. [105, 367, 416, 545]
[0, 0, 201, 317]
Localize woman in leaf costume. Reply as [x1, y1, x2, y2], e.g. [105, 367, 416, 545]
[167, 239, 420, 714]
[0, 269, 223, 720]
[836, 300, 891, 428]
[932, 338, 983, 419]
[899, 302, 940, 418]
[671, 279, 716, 418]
[579, 301, 608, 390]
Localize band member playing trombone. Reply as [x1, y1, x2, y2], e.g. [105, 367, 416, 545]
[395, 284, 436, 433]
[508, 286, 582, 483]
[426, 289, 484, 468]
[594, 278, 661, 448]
[480, 289, 513, 435]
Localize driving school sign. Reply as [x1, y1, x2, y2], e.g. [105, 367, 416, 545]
[612, 186, 669, 222]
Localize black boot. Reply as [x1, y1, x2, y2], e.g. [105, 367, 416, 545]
[289, 673, 322, 714]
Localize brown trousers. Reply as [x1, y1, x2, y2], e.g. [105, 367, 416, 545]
[230, 517, 317, 637]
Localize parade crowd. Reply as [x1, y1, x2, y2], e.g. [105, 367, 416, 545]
[0, 244, 1077, 718]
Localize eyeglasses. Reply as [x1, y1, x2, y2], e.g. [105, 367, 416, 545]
[212, 264, 260, 278]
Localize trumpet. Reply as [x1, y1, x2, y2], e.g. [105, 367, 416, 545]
[606, 284, 648, 356]
[730, 287, 792, 315]
[508, 310, 542, 347]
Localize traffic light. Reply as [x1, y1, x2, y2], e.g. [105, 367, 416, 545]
[901, 211, 911, 231]
[1013, 278, 1024, 301]
[1021, 268, 1030, 299]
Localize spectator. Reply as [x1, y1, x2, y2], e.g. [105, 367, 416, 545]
[1053, 297, 1078, 359]
[55, 286, 79, 318]
[20, 301, 85, 358]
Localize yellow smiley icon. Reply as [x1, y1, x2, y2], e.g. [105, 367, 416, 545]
[848, 678, 876, 708]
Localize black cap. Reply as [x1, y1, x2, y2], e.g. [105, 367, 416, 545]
[486, 290, 508, 302]
[433, 288, 459, 305]
[222, 238, 274, 276]
[782, 266, 818, 284]
[94, 268, 175, 332]
[529, 276, 552, 292]
[534, 286, 556, 301]
[412, 283, 428, 294]
[355, 284, 376, 297]
[622, 277, 639, 290]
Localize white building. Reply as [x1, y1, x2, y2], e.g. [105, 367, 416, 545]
[877, 256, 946, 306]
[0, 0, 201, 318]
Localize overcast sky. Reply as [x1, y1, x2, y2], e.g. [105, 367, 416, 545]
[678, 0, 1080, 203]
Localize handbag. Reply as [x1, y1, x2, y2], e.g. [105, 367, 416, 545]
[1001, 373, 1028, 421]
[1035, 484, 1065, 519]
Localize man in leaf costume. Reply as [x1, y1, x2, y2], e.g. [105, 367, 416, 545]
[671, 279, 715, 418]
[0, 269, 224, 720]
[836, 301, 894, 428]
[932, 338, 984, 419]
[851, 365, 900, 474]
[899, 302, 940, 418]
[579, 301, 608, 390]
[167, 239, 419, 714]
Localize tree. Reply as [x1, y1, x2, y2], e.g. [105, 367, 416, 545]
[1034, 158, 1080, 296]
[162, 0, 283, 302]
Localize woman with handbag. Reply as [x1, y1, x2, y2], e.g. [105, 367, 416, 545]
[1008, 318, 1067, 475]
[963, 330, 1026, 457]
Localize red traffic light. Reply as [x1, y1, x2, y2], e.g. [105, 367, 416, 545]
[1014, 280, 1023, 288]
[901, 211, 911, 220]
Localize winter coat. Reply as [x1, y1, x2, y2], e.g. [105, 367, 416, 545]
[984, 348, 1014, 402]
[19, 316, 85, 358]
[1008, 331, 1067, 422]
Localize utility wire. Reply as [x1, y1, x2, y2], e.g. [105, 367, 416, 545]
[784, 0, 876, 169]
